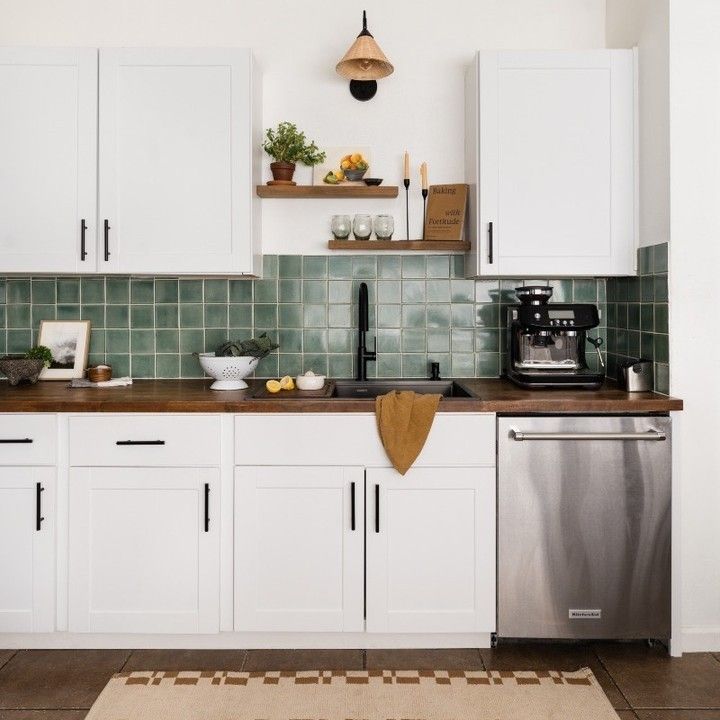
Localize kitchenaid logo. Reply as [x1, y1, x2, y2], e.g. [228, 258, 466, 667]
[569, 609, 602, 619]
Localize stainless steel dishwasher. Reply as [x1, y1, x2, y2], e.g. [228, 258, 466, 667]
[498, 415, 671, 640]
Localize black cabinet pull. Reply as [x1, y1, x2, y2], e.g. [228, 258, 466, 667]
[488, 221, 494, 265]
[374, 483, 380, 534]
[104, 219, 111, 261]
[350, 481, 356, 531]
[36, 482, 44, 532]
[0, 438, 33, 444]
[115, 440, 166, 446]
[204, 483, 210, 532]
[80, 219, 88, 261]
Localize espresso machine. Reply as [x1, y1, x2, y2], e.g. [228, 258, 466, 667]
[506, 286, 605, 389]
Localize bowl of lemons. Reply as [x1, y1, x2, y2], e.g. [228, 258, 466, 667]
[323, 153, 369, 184]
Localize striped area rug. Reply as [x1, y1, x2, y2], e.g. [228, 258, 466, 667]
[86, 668, 620, 719]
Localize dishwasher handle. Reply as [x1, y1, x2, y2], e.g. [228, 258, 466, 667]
[511, 429, 666, 442]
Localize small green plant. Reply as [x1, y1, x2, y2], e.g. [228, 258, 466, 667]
[25, 345, 53, 368]
[262, 122, 326, 165]
[214, 333, 279, 360]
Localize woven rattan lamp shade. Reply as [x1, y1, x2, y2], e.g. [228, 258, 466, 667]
[336, 34, 394, 81]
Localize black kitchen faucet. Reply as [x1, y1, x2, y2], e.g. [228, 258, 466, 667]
[356, 282, 377, 381]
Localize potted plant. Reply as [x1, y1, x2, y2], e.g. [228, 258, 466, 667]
[262, 121, 326, 185]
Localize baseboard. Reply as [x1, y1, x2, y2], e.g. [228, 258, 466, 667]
[681, 625, 720, 652]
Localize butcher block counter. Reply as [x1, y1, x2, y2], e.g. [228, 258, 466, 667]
[0, 378, 683, 414]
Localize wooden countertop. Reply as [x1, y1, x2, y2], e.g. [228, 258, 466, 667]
[0, 378, 683, 414]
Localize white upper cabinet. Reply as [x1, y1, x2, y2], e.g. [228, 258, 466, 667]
[0, 48, 98, 273]
[466, 50, 636, 278]
[98, 48, 261, 275]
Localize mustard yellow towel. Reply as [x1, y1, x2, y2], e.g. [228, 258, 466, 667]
[376, 391, 442, 475]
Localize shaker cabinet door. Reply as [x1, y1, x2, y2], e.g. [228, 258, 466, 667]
[366, 467, 495, 634]
[0, 467, 55, 632]
[98, 48, 258, 275]
[68, 467, 220, 633]
[467, 50, 636, 277]
[234, 466, 365, 632]
[0, 48, 98, 273]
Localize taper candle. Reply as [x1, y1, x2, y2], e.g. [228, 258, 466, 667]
[420, 162, 428, 190]
[403, 151, 410, 180]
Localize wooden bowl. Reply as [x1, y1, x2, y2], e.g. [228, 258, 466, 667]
[87, 365, 112, 383]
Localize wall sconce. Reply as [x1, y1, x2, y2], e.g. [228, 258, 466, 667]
[336, 10, 394, 101]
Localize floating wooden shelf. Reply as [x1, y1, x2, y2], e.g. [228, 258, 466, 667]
[328, 240, 471, 252]
[256, 185, 398, 199]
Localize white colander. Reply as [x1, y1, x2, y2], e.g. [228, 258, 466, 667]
[197, 353, 259, 390]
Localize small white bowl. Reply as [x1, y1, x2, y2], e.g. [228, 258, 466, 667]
[295, 374, 326, 391]
[197, 353, 259, 390]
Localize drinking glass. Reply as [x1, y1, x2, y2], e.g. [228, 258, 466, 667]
[353, 214, 372, 241]
[373, 214, 394, 241]
[331, 215, 351, 240]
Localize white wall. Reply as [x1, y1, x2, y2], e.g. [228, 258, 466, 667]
[0, 0, 606, 254]
[667, 0, 720, 651]
[606, 0, 670, 247]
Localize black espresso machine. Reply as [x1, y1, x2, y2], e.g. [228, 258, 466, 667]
[506, 286, 605, 389]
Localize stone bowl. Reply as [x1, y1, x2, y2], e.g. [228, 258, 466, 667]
[0, 356, 46, 386]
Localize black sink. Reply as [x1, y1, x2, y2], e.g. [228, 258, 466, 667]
[332, 379, 474, 399]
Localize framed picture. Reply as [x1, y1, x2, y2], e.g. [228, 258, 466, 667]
[38, 320, 91, 380]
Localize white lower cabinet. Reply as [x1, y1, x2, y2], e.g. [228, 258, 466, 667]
[68, 466, 219, 634]
[0, 467, 55, 632]
[234, 466, 364, 632]
[365, 467, 496, 634]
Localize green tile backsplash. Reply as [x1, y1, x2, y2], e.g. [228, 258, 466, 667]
[605, 242, 670, 394]
[0, 256, 608, 381]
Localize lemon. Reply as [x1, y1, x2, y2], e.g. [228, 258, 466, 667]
[279, 375, 295, 390]
[265, 379, 281, 394]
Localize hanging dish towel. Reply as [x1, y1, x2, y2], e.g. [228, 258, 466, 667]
[376, 390, 441, 475]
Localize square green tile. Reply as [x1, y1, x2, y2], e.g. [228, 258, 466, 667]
[654, 304, 669, 334]
[451, 329, 474, 352]
[155, 304, 179, 328]
[475, 303, 499, 328]
[426, 255, 450, 278]
[204, 329, 228, 352]
[328, 354, 353, 378]
[7, 329, 31, 353]
[328, 328, 352, 353]
[401, 354, 427, 377]
[451, 353, 475, 377]
[475, 352, 500, 377]
[377, 353, 401, 378]
[302, 354, 327, 377]
[155, 329, 179, 353]
[377, 281, 400, 304]
[401, 256, 425, 278]
[106, 329, 130, 354]
[106, 305, 129, 328]
[427, 328, 450, 353]
[179, 279, 203, 303]
[255, 354, 279, 378]
[426, 280, 450, 303]
[303, 304, 327, 327]
[204, 304, 228, 328]
[654, 274, 668, 302]
[402, 329, 426, 352]
[106, 354, 130, 377]
[303, 328, 328, 353]
[278, 353, 303, 377]
[81, 305, 105, 328]
[426, 304, 450, 329]
[263, 255, 278, 279]
[131, 329, 155, 353]
[378, 328, 401, 353]
[156, 354, 180, 378]
[0, 279, 6, 304]
[0, 306, 5, 328]
[377, 255, 401, 279]
[639, 245, 653, 275]
[377, 304, 401, 328]
[131, 305, 154, 328]
[229, 279, 253, 303]
[450, 255, 466, 279]
[476, 329, 500, 352]
[329, 304, 352, 328]
[653, 243, 668, 273]
[57, 304, 81, 321]
[179, 304, 204, 328]
[402, 304, 425, 327]
[278, 328, 302, 353]
[451, 279, 474, 303]
[451, 304, 474, 328]
[573, 279, 596, 302]
[302, 256, 327, 279]
[180, 353, 204, 378]
[106, 278, 129, 304]
[131, 355, 155, 378]
[402, 280, 425, 303]
[57, 278, 80, 304]
[628, 330, 641, 358]
[32, 305, 56, 326]
[130, 279, 154, 304]
[155, 279, 179, 303]
[640, 304, 654, 332]
[229, 304, 253, 327]
[32, 280, 56, 304]
[89, 330, 105, 355]
[7, 305, 30, 328]
[352, 256, 376, 279]
[626, 277, 641, 303]
[329, 280, 352, 304]
[276, 255, 301, 279]
[279, 304, 302, 328]
[203, 279, 228, 303]
[279, 279, 301, 303]
[654, 334, 669, 363]
[179, 329, 204, 353]
[328, 256, 353, 280]
[303, 280, 327, 303]
[627, 303, 640, 330]
[641, 276, 654, 302]
[7, 279, 30, 303]
[254, 304, 277, 329]
[80, 278, 105, 304]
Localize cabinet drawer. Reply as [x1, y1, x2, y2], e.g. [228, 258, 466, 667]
[0, 415, 56, 465]
[69, 415, 221, 467]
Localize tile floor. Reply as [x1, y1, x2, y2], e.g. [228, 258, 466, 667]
[0, 643, 719, 719]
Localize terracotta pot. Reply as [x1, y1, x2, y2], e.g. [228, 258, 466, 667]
[269, 161, 296, 185]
